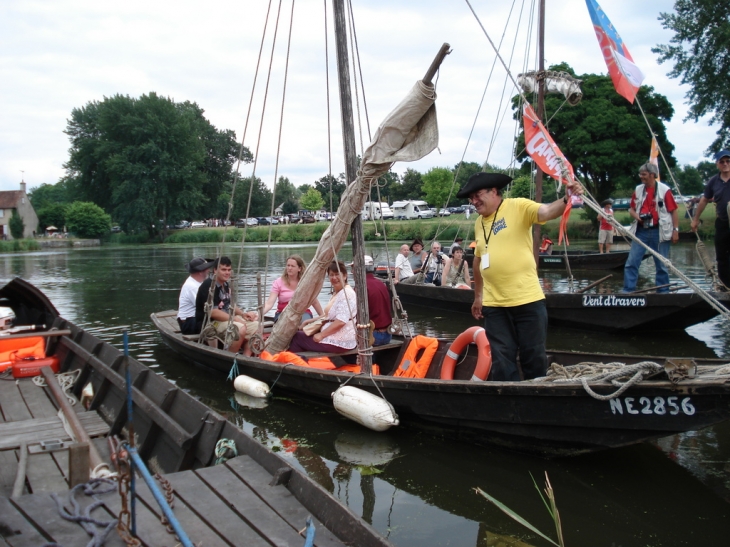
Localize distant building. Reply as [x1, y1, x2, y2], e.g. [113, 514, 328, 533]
[0, 182, 39, 239]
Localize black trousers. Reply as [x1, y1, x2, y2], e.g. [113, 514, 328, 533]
[715, 218, 730, 288]
[178, 317, 199, 335]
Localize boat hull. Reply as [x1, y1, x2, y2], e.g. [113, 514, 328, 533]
[393, 282, 729, 332]
[152, 310, 730, 458]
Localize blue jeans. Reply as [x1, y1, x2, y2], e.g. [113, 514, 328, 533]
[482, 300, 548, 381]
[622, 226, 670, 293]
[373, 330, 392, 346]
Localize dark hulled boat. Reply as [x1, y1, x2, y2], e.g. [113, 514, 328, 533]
[0, 278, 391, 547]
[153, 307, 730, 457]
[393, 281, 730, 332]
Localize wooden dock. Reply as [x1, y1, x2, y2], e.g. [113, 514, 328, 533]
[0, 376, 349, 547]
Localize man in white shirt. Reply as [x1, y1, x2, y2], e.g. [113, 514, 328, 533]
[177, 257, 214, 335]
[394, 244, 413, 283]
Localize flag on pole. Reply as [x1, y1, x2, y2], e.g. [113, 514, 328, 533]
[523, 103, 575, 244]
[585, 0, 645, 103]
[649, 136, 661, 181]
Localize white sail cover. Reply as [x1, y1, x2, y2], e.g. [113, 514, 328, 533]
[265, 81, 438, 353]
[518, 71, 583, 106]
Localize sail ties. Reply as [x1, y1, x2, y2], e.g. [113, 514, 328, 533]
[518, 71, 583, 106]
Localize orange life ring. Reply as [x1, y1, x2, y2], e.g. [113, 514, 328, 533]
[440, 326, 491, 381]
[394, 335, 438, 378]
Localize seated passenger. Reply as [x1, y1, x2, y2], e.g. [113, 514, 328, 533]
[288, 261, 357, 354]
[177, 257, 214, 335]
[423, 241, 448, 285]
[261, 255, 324, 322]
[539, 236, 553, 255]
[441, 246, 471, 289]
[195, 257, 259, 355]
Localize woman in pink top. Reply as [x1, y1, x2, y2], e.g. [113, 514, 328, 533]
[262, 255, 324, 322]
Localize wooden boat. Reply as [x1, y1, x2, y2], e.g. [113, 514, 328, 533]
[153, 306, 730, 457]
[0, 277, 391, 547]
[393, 281, 730, 332]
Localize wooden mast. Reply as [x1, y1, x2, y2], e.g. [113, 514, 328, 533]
[332, 0, 372, 373]
[533, 0, 546, 260]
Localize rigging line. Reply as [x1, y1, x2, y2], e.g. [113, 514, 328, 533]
[262, 0, 297, 308]
[324, 0, 334, 214]
[346, 0, 371, 141]
[345, 0, 366, 158]
[485, 0, 527, 166]
[220, 0, 275, 256]
[198, 0, 276, 346]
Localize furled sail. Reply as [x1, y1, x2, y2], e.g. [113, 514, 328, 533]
[517, 71, 583, 106]
[265, 80, 438, 353]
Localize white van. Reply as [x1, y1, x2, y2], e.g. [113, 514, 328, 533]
[362, 202, 394, 221]
[392, 200, 434, 220]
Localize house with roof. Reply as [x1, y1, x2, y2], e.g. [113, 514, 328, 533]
[0, 182, 39, 239]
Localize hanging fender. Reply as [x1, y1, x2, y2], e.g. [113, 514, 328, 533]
[440, 326, 491, 381]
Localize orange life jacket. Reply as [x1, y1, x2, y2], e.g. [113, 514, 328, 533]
[393, 336, 438, 378]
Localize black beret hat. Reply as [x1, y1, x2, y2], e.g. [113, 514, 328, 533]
[456, 172, 512, 199]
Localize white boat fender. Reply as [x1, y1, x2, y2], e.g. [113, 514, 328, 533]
[233, 375, 270, 398]
[332, 386, 399, 432]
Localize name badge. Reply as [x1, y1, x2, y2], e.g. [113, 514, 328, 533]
[481, 253, 490, 269]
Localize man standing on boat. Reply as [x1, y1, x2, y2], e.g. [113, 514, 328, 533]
[177, 257, 214, 335]
[622, 162, 679, 293]
[460, 171, 582, 381]
[598, 199, 614, 254]
[195, 257, 259, 354]
[363, 255, 392, 346]
[691, 149, 730, 290]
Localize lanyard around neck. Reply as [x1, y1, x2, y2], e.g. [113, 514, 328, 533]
[480, 200, 502, 250]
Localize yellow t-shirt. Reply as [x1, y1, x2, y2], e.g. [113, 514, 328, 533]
[473, 198, 545, 307]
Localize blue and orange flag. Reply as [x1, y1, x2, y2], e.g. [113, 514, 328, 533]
[585, 0, 645, 103]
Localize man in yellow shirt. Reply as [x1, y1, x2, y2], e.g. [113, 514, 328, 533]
[457, 172, 582, 381]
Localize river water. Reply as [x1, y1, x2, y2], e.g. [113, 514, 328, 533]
[1, 241, 728, 546]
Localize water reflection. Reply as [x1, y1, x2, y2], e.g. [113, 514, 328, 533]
[0, 242, 728, 545]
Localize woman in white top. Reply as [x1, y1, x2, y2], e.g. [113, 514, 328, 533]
[288, 261, 357, 353]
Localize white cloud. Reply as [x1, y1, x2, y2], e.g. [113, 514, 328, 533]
[0, 0, 717, 196]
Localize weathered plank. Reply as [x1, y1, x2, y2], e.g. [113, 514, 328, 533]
[16, 380, 56, 419]
[23, 452, 67, 494]
[0, 496, 49, 547]
[0, 412, 110, 450]
[133, 477, 230, 547]
[11, 490, 126, 547]
[0, 381, 31, 422]
[162, 469, 270, 547]
[195, 462, 313, 547]
[0, 451, 18, 498]
[226, 456, 347, 547]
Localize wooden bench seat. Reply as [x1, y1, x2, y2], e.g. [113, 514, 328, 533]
[298, 340, 403, 359]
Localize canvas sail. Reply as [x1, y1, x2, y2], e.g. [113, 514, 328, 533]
[265, 80, 438, 353]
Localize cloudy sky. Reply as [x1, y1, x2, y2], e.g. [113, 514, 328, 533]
[0, 0, 715, 195]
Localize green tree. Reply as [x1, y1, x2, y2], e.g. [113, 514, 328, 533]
[391, 168, 424, 202]
[273, 176, 299, 210]
[65, 202, 111, 238]
[37, 203, 69, 232]
[299, 188, 325, 211]
[232, 177, 273, 219]
[28, 178, 74, 210]
[697, 160, 716, 182]
[421, 167, 454, 209]
[672, 164, 705, 195]
[654, 1, 730, 152]
[9, 210, 24, 239]
[64, 93, 247, 238]
[506, 176, 533, 199]
[369, 170, 399, 205]
[314, 174, 346, 210]
[514, 63, 676, 224]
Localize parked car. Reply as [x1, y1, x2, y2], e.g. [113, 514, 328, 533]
[235, 218, 246, 228]
[174, 220, 190, 229]
[449, 205, 466, 214]
[438, 208, 451, 216]
[612, 198, 631, 211]
[190, 220, 206, 228]
[257, 217, 271, 226]
[268, 217, 279, 225]
[111, 226, 122, 233]
[246, 218, 259, 226]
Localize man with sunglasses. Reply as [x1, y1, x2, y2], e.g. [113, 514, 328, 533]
[691, 149, 730, 290]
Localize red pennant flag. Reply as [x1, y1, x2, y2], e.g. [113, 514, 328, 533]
[523, 103, 575, 244]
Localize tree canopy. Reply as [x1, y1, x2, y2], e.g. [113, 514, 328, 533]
[64, 93, 247, 235]
[421, 167, 455, 209]
[231, 177, 273, 219]
[299, 188, 325, 211]
[9, 210, 24, 239]
[654, 0, 730, 152]
[65, 202, 111, 238]
[514, 63, 677, 208]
